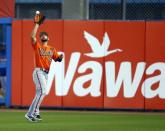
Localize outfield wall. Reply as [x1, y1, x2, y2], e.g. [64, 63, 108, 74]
[11, 20, 165, 110]
[0, 0, 15, 18]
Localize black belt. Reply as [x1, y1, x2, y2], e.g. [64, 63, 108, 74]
[40, 68, 49, 74]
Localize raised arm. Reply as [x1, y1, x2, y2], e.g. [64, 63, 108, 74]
[31, 23, 39, 44]
[31, 11, 46, 45]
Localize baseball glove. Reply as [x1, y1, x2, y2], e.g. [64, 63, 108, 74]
[34, 11, 45, 25]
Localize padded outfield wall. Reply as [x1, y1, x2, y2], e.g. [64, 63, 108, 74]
[0, 0, 15, 18]
[11, 20, 165, 110]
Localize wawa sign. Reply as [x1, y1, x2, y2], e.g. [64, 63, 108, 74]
[11, 21, 165, 109]
[44, 21, 165, 109]
[48, 31, 165, 100]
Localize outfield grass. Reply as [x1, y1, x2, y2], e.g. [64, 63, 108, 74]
[0, 110, 165, 131]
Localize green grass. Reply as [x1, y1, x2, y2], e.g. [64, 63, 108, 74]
[0, 110, 165, 131]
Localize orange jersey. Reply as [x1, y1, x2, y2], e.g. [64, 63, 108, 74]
[32, 41, 59, 70]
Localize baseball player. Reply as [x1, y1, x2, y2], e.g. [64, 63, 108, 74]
[25, 11, 63, 122]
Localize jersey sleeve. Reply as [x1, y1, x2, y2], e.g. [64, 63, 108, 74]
[53, 49, 60, 60]
[32, 40, 39, 49]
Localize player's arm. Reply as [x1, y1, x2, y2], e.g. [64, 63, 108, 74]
[31, 11, 46, 45]
[53, 49, 63, 62]
[31, 23, 39, 45]
[55, 54, 63, 62]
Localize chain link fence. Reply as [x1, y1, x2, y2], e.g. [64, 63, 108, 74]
[89, 0, 165, 20]
[15, 0, 165, 20]
[126, 1, 165, 20]
[89, 0, 123, 20]
[15, 0, 62, 19]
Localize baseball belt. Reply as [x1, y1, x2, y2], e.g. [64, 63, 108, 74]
[40, 68, 49, 74]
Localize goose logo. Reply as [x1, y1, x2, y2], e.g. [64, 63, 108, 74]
[84, 31, 122, 58]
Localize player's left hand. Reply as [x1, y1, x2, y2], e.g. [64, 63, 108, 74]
[55, 54, 63, 62]
[34, 11, 46, 25]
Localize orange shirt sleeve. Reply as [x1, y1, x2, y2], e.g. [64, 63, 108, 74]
[31, 40, 39, 49]
[53, 49, 59, 60]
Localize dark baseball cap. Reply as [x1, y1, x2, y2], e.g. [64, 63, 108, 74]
[40, 31, 48, 37]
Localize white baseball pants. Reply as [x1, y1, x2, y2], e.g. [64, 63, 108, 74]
[26, 68, 48, 117]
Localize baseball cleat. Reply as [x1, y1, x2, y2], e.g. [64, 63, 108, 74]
[34, 115, 42, 121]
[25, 114, 38, 122]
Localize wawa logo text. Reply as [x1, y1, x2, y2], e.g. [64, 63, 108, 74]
[52, 31, 165, 99]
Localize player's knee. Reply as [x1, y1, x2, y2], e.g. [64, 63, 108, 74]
[42, 90, 47, 96]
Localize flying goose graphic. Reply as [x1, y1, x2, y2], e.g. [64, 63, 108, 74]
[84, 31, 122, 58]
